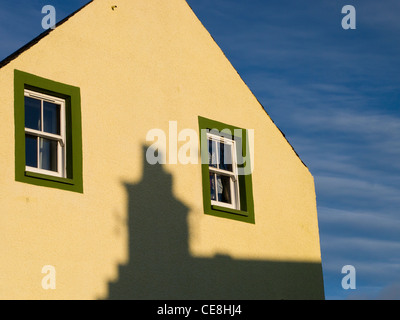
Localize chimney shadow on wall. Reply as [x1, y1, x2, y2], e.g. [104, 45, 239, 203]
[106, 145, 325, 300]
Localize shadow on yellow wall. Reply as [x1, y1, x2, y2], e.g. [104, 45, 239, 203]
[106, 146, 325, 300]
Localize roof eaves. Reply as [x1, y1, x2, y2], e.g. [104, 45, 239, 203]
[0, 0, 94, 70]
[185, 1, 309, 170]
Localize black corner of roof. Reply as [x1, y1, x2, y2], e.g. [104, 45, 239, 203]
[0, 0, 94, 70]
[0, 30, 51, 69]
[256, 98, 309, 169]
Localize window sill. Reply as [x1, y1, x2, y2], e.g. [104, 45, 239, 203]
[25, 171, 75, 185]
[212, 205, 249, 217]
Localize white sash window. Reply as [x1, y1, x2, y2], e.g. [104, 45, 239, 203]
[24, 89, 66, 178]
[207, 132, 240, 210]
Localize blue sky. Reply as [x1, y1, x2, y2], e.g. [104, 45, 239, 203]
[1, 0, 400, 300]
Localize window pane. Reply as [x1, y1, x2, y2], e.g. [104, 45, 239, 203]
[25, 96, 41, 130]
[40, 138, 58, 172]
[208, 139, 218, 168]
[43, 101, 60, 134]
[216, 174, 232, 204]
[25, 134, 38, 168]
[219, 142, 233, 172]
[209, 173, 217, 200]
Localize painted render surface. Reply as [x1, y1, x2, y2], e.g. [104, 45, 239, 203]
[0, 0, 324, 299]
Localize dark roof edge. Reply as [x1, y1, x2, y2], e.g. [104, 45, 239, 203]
[184, 1, 309, 170]
[3, 0, 308, 170]
[253, 96, 309, 169]
[0, 0, 94, 70]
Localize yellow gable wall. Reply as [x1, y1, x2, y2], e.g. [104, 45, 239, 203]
[0, 0, 323, 299]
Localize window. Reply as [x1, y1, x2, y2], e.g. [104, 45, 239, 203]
[199, 116, 255, 224]
[208, 132, 240, 210]
[24, 90, 66, 178]
[14, 70, 83, 193]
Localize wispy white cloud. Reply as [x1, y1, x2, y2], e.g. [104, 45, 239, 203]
[318, 203, 400, 299]
[318, 207, 400, 237]
[316, 176, 400, 201]
[358, 0, 400, 32]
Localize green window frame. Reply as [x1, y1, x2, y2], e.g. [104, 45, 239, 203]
[14, 69, 83, 193]
[198, 116, 255, 224]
